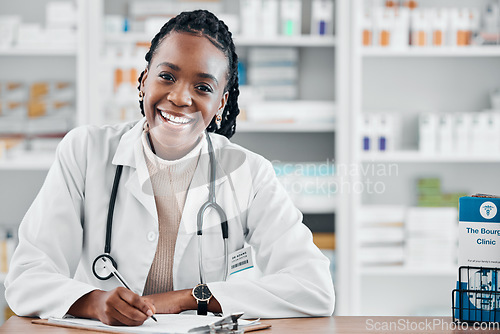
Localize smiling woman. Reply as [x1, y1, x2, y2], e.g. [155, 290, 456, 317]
[5, 10, 335, 326]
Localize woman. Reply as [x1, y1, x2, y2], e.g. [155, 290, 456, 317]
[5, 10, 334, 326]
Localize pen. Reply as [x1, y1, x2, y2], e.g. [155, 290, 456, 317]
[101, 257, 158, 322]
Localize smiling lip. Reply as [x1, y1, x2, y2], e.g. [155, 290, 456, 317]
[158, 109, 194, 126]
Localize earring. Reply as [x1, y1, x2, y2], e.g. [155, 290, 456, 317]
[215, 114, 222, 129]
[139, 91, 144, 102]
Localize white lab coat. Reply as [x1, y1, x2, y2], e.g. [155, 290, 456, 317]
[5, 118, 334, 319]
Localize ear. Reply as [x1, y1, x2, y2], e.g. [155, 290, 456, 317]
[140, 67, 149, 91]
[218, 91, 229, 114]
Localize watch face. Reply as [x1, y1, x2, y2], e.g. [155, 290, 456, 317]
[194, 284, 212, 301]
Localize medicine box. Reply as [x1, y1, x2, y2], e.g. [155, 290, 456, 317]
[458, 196, 500, 268]
[455, 196, 500, 322]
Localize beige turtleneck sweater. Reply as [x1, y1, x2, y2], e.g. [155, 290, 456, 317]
[141, 129, 202, 295]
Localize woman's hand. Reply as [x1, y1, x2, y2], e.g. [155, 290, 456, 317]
[69, 288, 156, 326]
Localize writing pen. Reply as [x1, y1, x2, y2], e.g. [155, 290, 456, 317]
[101, 257, 158, 322]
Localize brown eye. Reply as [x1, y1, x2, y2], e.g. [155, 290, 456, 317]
[196, 85, 213, 93]
[159, 73, 175, 82]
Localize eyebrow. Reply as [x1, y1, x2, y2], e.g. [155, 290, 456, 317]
[198, 73, 219, 86]
[156, 62, 219, 86]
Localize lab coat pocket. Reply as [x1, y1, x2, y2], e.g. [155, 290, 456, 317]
[202, 254, 227, 283]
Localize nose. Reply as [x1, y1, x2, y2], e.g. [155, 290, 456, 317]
[167, 83, 192, 107]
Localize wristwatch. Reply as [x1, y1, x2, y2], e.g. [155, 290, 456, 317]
[192, 283, 212, 315]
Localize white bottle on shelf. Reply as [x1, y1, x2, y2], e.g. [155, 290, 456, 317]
[360, 113, 375, 152]
[437, 113, 453, 155]
[280, 0, 302, 36]
[373, 7, 393, 47]
[470, 113, 487, 155]
[262, 0, 279, 37]
[431, 8, 448, 47]
[419, 112, 438, 154]
[453, 112, 471, 155]
[311, 0, 334, 36]
[392, 7, 409, 49]
[240, 0, 261, 37]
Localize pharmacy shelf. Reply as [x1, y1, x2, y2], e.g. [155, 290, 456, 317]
[0, 151, 55, 170]
[105, 33, 336, 48]
[233, 35, 336, 47]
[359, 151, 500, 163]
[360, 266, 457, 277]
[237, 121, 335, 133]
[361, 46, 500, 57]
[104, 32, 151, 44]
[0, 48, 77, 56]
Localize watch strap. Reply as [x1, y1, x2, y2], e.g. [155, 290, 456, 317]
[197, 300, 208, 316]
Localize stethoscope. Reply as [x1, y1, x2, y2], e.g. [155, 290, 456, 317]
[92, 132, 229, 286]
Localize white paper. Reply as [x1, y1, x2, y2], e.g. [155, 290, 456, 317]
[49, 314, 252, 334]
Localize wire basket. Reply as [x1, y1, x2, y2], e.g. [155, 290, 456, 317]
[453, 266, 500, 323]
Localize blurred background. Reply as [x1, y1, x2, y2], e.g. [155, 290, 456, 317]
[0, 0, 500, 324]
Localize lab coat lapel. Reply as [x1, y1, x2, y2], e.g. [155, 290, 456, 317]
[111, 119, 158, 221]
[124, 138, 158, 220]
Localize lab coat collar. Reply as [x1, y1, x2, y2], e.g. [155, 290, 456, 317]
[111, 118, 146, 168]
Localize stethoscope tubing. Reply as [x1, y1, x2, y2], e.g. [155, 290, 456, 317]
[105, 165, 123, 254]
[197, 134, 229, 284]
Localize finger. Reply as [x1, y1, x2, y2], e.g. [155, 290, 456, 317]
[118, 288, 154, 317]
[100, 296, 146, 326]
[109, 307, 146, 326]
[117, 289, 153, 320]
[143, 299, 156, 316]
[110, 297, 149, 326]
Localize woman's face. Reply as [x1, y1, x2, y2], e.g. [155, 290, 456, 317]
[140, 32, 229, 159]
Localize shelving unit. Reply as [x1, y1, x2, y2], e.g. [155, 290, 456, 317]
[0, 0, 88, 324]
[237, 121, 336, 133]
[360, 151, 500, 163]
[106, 32, 337, 47]
[361, 46, 500, 57]
[349, 0, 500, 316]
[0, 48, 77, 56]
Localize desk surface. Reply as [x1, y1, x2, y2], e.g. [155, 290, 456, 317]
[2, 315, 500, 333]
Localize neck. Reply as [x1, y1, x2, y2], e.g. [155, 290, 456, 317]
[149, 135, 203, 161]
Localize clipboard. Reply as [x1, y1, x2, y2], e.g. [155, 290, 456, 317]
[32, 316, 271, 333]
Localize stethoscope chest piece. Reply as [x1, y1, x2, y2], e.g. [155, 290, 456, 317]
[92, 254, 118, 280]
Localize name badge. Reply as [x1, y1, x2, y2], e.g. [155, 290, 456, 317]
[229, 246, 254, 275]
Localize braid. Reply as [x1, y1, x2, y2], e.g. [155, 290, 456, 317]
[137, 10, 240, 139]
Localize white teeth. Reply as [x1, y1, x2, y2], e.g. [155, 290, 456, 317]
[159, 110, 190, 124]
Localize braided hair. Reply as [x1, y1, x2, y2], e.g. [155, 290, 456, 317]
[137, 10, 240, 139]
